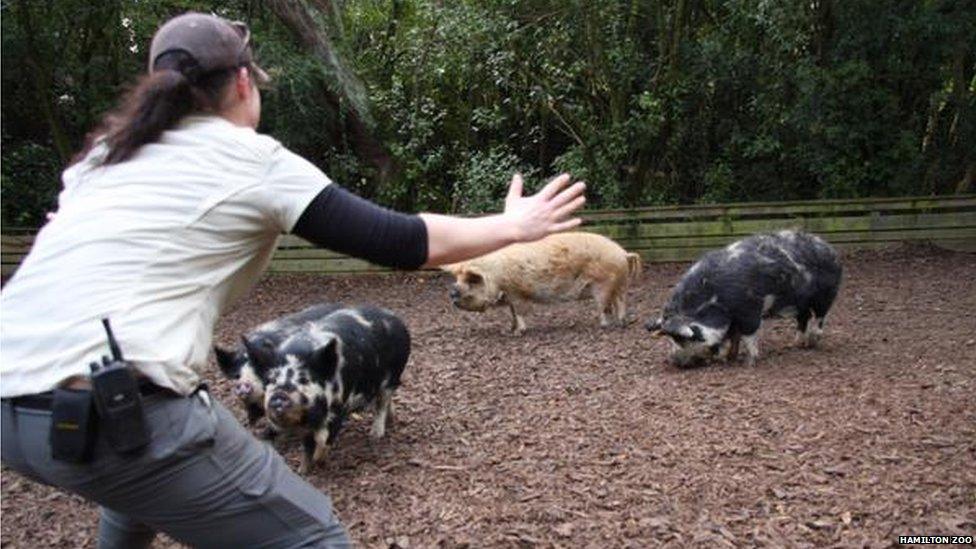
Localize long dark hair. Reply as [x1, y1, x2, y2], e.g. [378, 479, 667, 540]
[74, 51, 241, 166]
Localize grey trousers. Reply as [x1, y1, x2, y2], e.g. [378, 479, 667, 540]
[1, 389, 351, 548]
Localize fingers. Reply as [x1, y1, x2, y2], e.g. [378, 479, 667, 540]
[549, 181, 586, 210]
[506, 173, 524, 201]
[553, 194, 586, 221]
[551, 217, 583, 233]
[538, 173, 572, 201]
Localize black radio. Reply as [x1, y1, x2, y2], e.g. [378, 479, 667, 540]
[88, 318, 149, 454]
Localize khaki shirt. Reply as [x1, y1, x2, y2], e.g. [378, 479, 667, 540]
[1, 115, 329, 397]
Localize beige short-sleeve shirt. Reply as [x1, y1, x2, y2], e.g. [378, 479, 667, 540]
[0, 115, 329, 397]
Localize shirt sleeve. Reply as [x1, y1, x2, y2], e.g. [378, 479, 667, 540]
[292, 185, 429, 270]
[258, 146, 332, 233]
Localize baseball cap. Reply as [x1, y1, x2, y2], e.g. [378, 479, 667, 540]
[149, 12, 269, 84]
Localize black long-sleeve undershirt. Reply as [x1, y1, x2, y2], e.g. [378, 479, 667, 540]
[291, 185, 429, 270]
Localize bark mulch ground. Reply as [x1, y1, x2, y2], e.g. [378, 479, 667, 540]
[3, 244, 975, 547]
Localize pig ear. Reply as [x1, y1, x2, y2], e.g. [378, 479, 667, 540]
[242, 335, 276, 370]
[312, 338, 340, 379]
[661, 319, 694, 340]
[439, 263, 463, 275]
[214, 345, 239, 376]
[465, 267, 485, 284]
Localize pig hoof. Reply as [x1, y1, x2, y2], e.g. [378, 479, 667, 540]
[795, 332, 820, 349]
[370, 423, 386, 439]
[349, 412, 364, 421]
[299, 457, 313, 474]
[313, 445, 329, 464]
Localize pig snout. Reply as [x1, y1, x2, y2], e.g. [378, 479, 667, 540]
[233, 381, 254, 398]
[644, 318, 662, 332]
[449, 286, 461, 304]
[267, 392, 293, 414]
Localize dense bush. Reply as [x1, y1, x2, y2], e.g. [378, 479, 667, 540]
[2, 0, 973, 227]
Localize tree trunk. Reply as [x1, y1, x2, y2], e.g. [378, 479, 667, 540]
[14, 0, 73, 164]
[948, 34, 973, 194]
[813, 0, 834, 67]
[669, 0, 688, 77]
[310, 0, 345, 37]
[956, 162, 974, 194]
[267, 0, 399, 195]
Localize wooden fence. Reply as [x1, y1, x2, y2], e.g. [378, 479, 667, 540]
[3, 195, 975, 277]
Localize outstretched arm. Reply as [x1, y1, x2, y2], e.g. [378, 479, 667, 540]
[420, 173, 585, 266]
[292, 173, 586, 269]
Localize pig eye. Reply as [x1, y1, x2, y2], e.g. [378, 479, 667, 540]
[465, 272, 483, 285]
[298, 376, 308, 385]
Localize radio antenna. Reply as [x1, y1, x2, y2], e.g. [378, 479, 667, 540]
[101, 318, 124, 361]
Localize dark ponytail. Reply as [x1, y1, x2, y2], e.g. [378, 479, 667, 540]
[75, 51, 237, 166]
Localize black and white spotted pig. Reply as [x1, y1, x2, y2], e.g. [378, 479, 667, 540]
[253, 305, 410, 473]
[214, 302, 343, 424]
[645, 230, 842, 367]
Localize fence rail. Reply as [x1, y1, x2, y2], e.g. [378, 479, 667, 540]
[4, 195, 975, 276]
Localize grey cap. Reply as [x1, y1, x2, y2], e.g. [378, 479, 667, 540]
[149, 12, 268, 82]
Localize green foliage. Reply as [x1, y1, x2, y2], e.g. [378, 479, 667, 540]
[0, 141, 61, 226]
[2, 0, 974, 228]
[453, 146, 538, 213]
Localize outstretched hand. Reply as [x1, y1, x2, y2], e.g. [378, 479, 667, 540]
[503, 173, 586, 243]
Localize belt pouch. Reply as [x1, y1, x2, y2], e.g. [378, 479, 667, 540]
[91, 366, 150, 454]
[50, 388, 96, 463]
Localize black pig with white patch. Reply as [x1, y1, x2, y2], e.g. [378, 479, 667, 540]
[251, 305, 410, 473]
[214, 302, 343, 425]
[645, 230, 841, 367]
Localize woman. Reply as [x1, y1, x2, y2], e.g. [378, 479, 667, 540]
[0, 12, 585, 549]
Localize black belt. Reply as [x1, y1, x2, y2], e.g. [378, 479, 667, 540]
[5, 381, 172, 411]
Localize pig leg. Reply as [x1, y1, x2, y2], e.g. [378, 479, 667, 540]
[370, 389, 394, 439]
[808, 316, 826, 347]
[794, 309, 816, 348]
[614, 292, 627, 325]
[800, 318, 824, 348]
[611, 278, 634, 326]
[805, 299, 835, 348]
[312, 407, 346, 465]
[591, 281, 617, 328]
[300, 434, 317, 474]
[257, 424, 279, 441]
[742, 333, 760, 366]
[299, 426, 333, 473]
[245, 402, 265, 425]
[723, 335, 741, 362]
[735, 311, 762, 365]
[807, 285, 838, 347]
[382, 400, 395, 432]
[507, 299, 527, 335]
[309, 426, 332, 469]
[300, 401, 339, 472]
[298, 429, 333, 474]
